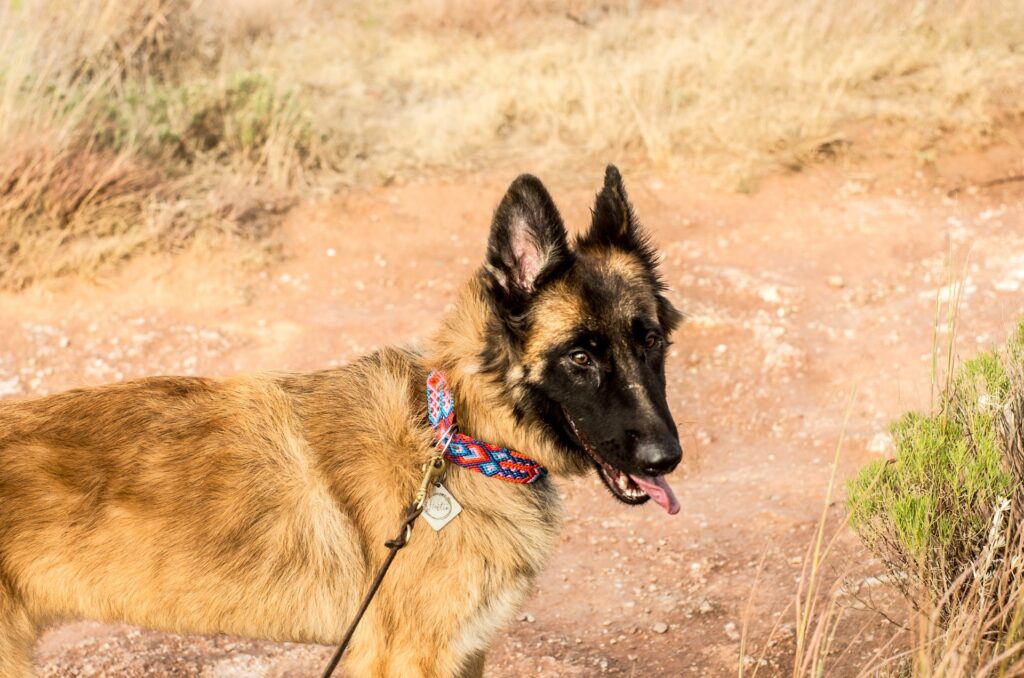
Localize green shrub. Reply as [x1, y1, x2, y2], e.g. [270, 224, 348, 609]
[100, 73, 315, 172]
[847, 323, 1024, 606]
[0, 0, 327, 288]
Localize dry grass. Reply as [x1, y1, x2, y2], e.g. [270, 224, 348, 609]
[0, 0, 310, 287]
[740, 393, 902, 677]
[1, 0, 1023, 285]
[746, 319, 1024, 677]
[879, 331, 1024, 678]
[0, 138, 160, 284]
[818, 301, 1024, 678]
[329, 0, 1024, 180]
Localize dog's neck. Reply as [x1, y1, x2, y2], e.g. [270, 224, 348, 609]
[424, 275, 589, 477]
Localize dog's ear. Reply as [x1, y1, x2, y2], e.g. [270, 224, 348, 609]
[484, 174, 571, 306]
[582, 164, 643, 250]
[583, 165, 683, 333]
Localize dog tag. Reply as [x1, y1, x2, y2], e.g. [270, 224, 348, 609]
[422, 482, 462, 531]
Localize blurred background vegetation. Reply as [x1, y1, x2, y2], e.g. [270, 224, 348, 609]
[0, 0, 1022, 288]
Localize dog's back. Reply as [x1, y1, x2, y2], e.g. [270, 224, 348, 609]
[0, 349, 429, 672]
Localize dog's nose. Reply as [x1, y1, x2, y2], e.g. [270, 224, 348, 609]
[635, 436, 682, 475]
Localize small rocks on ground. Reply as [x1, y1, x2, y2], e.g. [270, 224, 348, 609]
[866, 432, 894, 456]
[0, 376, 22, 398]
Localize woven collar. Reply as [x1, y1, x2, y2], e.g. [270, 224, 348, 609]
[426, 370, 546, 484]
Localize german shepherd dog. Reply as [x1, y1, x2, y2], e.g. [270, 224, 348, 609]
[0, 166, 682, 677]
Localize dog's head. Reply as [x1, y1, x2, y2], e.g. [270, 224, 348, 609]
[481, 166, 683, 514]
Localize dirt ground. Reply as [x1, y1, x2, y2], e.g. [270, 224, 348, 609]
[4, 149, 1024, 676]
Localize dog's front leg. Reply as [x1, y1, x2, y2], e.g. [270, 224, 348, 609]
[0, 586, 34, 678]
[341, 613, 470, 678]
[343, 643, 468, 678]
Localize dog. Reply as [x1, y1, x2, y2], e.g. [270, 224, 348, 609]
[0, 165, 683, 677]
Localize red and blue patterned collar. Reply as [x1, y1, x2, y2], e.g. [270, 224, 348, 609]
[426, 370, 546, 484]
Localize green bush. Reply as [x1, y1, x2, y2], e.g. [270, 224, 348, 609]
[106, 74, 314, 168]
[0, 0, 325, 288]
[847, 323, 1024, 605]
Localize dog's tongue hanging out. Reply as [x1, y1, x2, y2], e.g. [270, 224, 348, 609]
[633, 474, 680, 515]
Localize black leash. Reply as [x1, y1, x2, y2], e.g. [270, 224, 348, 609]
[320, 456, 447, 678]
[319, 503, 422, 678]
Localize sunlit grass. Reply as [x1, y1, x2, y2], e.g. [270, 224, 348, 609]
[1, 0, 1022, 285]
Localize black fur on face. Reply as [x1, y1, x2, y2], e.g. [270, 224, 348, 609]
[478, 166, 683, 507]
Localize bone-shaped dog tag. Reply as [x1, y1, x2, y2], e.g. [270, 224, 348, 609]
[422, 482, 461, 531]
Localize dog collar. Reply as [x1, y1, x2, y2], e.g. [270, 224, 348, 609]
[426, 370, 546, 484]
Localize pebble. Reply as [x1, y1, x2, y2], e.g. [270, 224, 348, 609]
[826, 275, 845, 289]
[866, 432, 894, 456]
[757, 285, 783, 304]
[724, 621, 741, 641]
[652, 622, 669, 634]
[518, 613, 535, 623]
[0, 376, 22, 398]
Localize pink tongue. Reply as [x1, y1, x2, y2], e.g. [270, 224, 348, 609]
[632, 474, 680, 515]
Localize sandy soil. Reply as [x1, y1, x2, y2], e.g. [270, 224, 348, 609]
[3, 150, 1024, 676]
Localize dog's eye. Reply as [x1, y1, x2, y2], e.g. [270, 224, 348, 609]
[569, 350, 593, 367]
[644, 332, 662, 350]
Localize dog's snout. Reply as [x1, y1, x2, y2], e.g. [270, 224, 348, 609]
[635, 437, 682, 475]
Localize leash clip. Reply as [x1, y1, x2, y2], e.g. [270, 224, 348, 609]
[414, 456, 448, 512]
[412, 423, 457, 509]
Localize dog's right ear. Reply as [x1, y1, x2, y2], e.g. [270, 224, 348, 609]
[484, 174, 572, 312]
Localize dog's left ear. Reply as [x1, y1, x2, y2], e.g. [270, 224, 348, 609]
[583, 165, 683, 333]
[485, 174, 572, 307]
[583, 164, 643, 250]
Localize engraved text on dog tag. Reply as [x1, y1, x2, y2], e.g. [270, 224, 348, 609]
[422, 483, 462, 531]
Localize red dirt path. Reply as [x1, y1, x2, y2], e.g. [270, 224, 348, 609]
[2, 152, 1023, 676]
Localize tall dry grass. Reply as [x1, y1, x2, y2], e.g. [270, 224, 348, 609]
[739, 393, 903, 677]
[290, 0, 1024, 187]
[0, 0, 312, 287]
[756, 305, 1024, 678]
[871, 327, 1024, 678]
[1, 0, 1023, 286]
[759, 521, 1024, 678]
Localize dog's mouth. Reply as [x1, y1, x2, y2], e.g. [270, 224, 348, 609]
[564, 412, 680, 515]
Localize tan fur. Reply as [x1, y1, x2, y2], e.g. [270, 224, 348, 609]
[0, 267, 609, 677]
[521, 280, 590, 368]
[585, 248, 660, 319]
